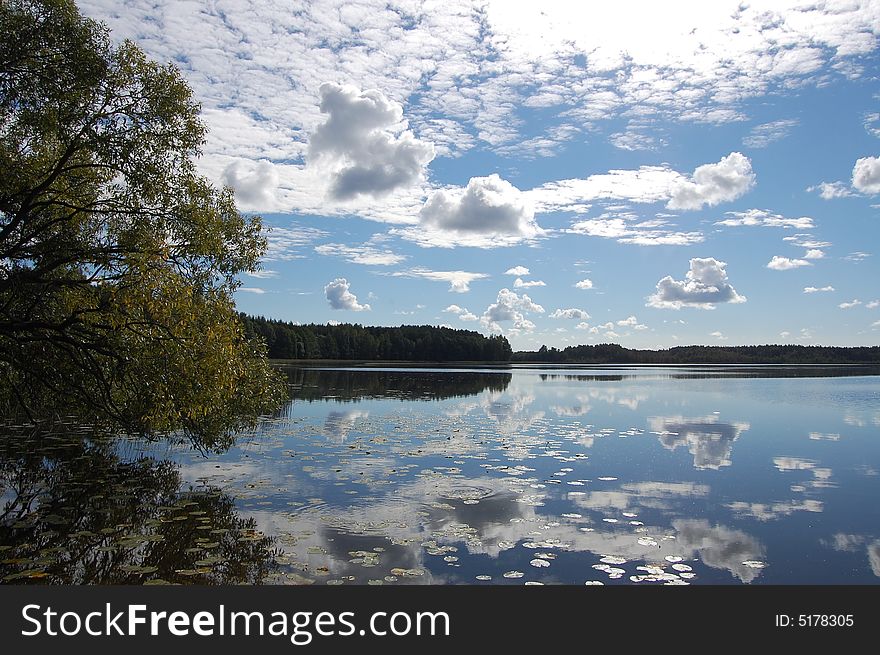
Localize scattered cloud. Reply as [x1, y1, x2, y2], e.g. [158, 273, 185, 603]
[742, 119, 798, 148]
[443, 304, 478, 321]
[767, 256, 812, 270]
[308, 83, 434, 200]
[221, 159, 280, 210]
[647, 257, 746, 309]
[803, 286, 835, 293]
[715, 208, 814, 229]
[264, 224, 330, 261]
[391, 267, 488, 293]
[513, 278, 546, 288]
[324, 278, 371, 311]
[481, 288, 545, 333]
[844, 252, 871, 262]
[839, 299, 862, 309]
[804, 249, 825, 260]
[245, 270, 279, 279]
[315, 242, 406, 266]
[568, 212, 704, 246]
[238, 287, 266, 294]
[396, 174, 544, 248]
[550, 308, 590, 320]
[667, 152, 756, 211]
[807, 181, 855, 200]
[710, 331, 726, 340]
[575, 279, 594, 290]
[867, 300, 880, 309]
[505, 266, 530, 276]
[852, 156, 880, 194]
[529, 153, 754, 215]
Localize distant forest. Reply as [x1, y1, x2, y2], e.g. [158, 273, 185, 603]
[240, 315, 513, 361]
[513, 343, 880, 364]
[240, 315, 880, 364]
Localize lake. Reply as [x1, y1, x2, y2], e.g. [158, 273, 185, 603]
[2, 364, 879, 585]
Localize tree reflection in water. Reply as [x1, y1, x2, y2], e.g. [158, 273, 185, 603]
[0, 424, 278, 584]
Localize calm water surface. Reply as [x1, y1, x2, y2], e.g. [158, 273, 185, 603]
[2, 365, 879, 585]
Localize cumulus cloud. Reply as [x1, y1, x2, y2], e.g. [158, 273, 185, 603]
[221, 159, 280, 209]
[481, 288, 545, 332]
[550, 308, 590, 320]
[852, 156, 880, 194]
[505, 266, 530, 276]
[324, 278, 370, 311]
[443, 304, 478, 321]
[391, 267, 488, 293]
[804, 286, 835, 293]
[402, 175, 544, 248]
[839, 299, 862, 309]
[647, 257, 746, 309]
[667, 152, 756, 210]
[513, 278, 546, 288]
[575, 279, 594, 290]
[308, 83, 434, 200]
[767, 256, 812, 270]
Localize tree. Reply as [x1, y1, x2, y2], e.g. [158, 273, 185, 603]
[0, 0, 285, 450]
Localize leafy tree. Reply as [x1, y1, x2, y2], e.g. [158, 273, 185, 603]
[0, 0, 285, 450]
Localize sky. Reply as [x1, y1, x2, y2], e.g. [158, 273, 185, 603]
[79, 0, 880, 350]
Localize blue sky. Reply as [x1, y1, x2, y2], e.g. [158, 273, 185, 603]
[81, 0, 880, 350]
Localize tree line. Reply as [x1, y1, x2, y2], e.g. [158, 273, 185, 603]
[513, 343, 880, 364]
[240, 314, 513, 362]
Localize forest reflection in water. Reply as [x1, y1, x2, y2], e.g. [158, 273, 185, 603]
[0, 424, 277, 584]
[2, 364, 880, 585]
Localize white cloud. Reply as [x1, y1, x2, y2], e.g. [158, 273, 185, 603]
[442, 304, 478, 321]
[221, 159, 280, 210]
[667, 152, 756, 210]
[742, 119, 798, 148]
[784, 234, 832, 249]
[807, 181, 855, 200]
[839, 299, 862, 309]
[617, 315, 638, 327]
[647, 257, 746, 310]
[308, 83, 434, 200]
[710, 330, 726, 340]
[575, 279, 594, 290]
[867, 300, 880, 309]
[852, 156, 880, 194]
[391, 267, 488, 293]
[513, 278, 546, 288]
[803, 249, 825, 260]
[803, 286, 834, 293]
[264, 224, 330, 261]
[715, 208, 814, 229]
[314, 243, 406, 266]
[245, 270, 279, 279]
[568, 213, 704, 246]
[481, 288, 545, 333]
[238, 287, 266, 294]
[528, 153, 754, 215]
[324, 278, 371, 311]
[550, 308, 590, 320]
[505, 266, 530, 276]
[402, 174, 544, 248]
[767, 256, 812, 270]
